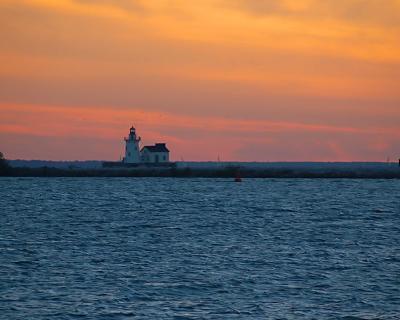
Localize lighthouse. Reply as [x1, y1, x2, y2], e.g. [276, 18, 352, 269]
[123, 126, 141, 163]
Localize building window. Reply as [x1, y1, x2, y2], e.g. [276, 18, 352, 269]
[163, 155, 166, 161]
[128, 152, 131, 156]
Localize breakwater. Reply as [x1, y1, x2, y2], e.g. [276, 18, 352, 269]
[2, 161, 400, 178]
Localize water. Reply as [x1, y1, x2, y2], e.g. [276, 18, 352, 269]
[1, 178, 399, 319]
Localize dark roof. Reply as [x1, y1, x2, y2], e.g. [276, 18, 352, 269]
[141, 143, 169, 153]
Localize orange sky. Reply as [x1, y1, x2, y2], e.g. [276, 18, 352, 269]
[0, 0, 399, 161]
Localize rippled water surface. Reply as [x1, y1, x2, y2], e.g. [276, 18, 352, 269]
[1, 178, 399, 319]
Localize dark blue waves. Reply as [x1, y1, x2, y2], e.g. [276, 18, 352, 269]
[0, 178, 399, 319]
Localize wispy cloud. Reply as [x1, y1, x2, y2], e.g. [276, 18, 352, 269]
[0, 103, 398, 161]
[222, 0, 400, 27]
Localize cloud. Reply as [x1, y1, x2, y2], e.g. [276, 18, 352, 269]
[8, 0, 129, 21]
[222, 0, 400, 27]
[72, 0, 146, 13]
[0, 103, 399, 161]
[2, 0, 400, 65]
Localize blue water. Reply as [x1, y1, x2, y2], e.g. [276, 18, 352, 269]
[1, 178, 399, 319]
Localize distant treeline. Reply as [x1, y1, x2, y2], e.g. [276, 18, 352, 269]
[1, 166, 400, 179]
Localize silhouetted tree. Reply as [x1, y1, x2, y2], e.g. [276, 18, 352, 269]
[0, 151, 10, 175]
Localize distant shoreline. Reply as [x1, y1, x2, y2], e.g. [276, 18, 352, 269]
[1, 165, 400, 179]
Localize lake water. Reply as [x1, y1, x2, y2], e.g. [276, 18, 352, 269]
[1, 178, 399, 319]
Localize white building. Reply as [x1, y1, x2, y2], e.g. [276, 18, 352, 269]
[123, 127, 170, 164]
[141, 143, 170, 163]
[123, 126, 141, 163]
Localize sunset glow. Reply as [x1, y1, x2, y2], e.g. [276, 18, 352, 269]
[1, 0, 399, 161]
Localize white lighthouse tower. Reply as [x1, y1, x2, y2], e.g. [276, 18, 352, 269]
[123, 126, 141, 163]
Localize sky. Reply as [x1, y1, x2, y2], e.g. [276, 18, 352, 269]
[0, 0, 399, 161]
